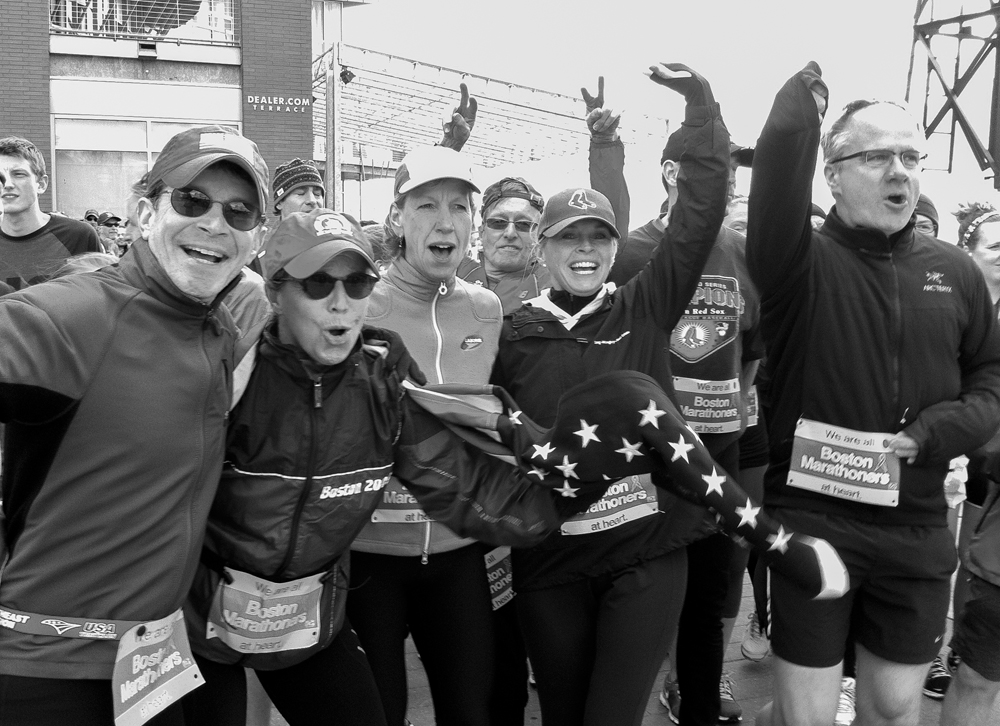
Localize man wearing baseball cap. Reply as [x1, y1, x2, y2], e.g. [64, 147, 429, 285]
[0, 124, 268, 721]
[458, 176, 551, 314]
[348, 143, 512, 726]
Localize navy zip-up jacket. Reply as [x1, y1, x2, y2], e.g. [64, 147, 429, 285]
[747, 67, 1000, 526]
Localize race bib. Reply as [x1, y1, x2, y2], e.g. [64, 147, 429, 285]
[206, 569, 322, 654]
[786, 418, 901, 506]
[674, 376, 743, 434]
[560, 474, 658, 535]
[485, 546, 514, 610]
[369, 480, 431, 524]
[112, 610, 202, 726]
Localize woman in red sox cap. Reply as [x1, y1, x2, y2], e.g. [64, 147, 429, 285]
[490, 63, 784, 726]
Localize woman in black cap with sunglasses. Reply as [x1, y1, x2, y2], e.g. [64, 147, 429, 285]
[179, 207, 586, 726]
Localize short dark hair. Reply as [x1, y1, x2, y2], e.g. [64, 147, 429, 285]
[0, 136, 47, 179]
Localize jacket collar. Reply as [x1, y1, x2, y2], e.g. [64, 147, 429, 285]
[384, 255, 456, 300]
[823, 205, 915, 256]
[517, 283, 615, 331]
[120, 238, 239, 318]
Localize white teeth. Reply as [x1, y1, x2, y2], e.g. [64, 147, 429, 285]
[188, 247, 223, 258]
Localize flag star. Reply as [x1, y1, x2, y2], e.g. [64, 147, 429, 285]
[556, 456, 579, 480]
[556, 480, 579, 498]
[735, 498, 761, 529]
[509, 410, 523, 426]
[602, 474, 611, 480]
[574, 420, 601, 448]
[615, 438, 644, 463]
[638, 400, 668, 428]
[767, 526, 792, 554]
[532, 442, 555, 460]
[702, 467, 726, 497]
[669, 435, 696, 463]
[528, 467, 546, 480]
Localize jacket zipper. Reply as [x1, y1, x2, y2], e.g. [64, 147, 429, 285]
[889, 254, 903, 426]
[421, 281, 449, 563]
[276, 376, 322, 576]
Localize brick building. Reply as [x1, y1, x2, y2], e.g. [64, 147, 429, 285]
[0, 1, 359, 218]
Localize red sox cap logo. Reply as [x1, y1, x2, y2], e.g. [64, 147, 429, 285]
[568, 190, 598, 211]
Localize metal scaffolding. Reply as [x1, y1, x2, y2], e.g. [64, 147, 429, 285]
[312, 43, 667, 177]
[906, 0, 1000, 186]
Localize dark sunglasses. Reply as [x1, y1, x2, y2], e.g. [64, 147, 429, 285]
[169, 188, 261, 231]
[484, 217, 534, 233]
[297, 272, 378, 300]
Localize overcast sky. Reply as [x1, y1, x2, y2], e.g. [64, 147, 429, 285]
[342, 0, 1000, 238]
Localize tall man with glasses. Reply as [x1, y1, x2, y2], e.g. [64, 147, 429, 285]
[0, 125, 268, 724]
[458, 176, 551, 314]
[747, 63, 1000, 726]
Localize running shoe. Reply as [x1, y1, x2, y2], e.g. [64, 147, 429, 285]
[740, 610, 770, 662]
[835, 677, 856, 726]
[718, 671, 743, 722]
[658, 678, 680, 725]
[923, 653, 951, 699]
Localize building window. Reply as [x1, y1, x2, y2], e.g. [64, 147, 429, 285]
[49, 0, 239, 46]
[53, 117, 239, 219]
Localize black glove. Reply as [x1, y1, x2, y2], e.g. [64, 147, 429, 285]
[797, 61, 828, 122]
[647, 62, 715, 107]
[581, 76, 621, 143]
[362, 326, 427, 385]
[439, 83, 478, 152]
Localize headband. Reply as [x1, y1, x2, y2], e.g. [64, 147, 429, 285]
[961, 211, 1000, 248]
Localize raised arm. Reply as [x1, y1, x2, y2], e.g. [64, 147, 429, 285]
[746, 61, 828, 299]
[625, 63, 730, 332]
[584, 76, 630, 240]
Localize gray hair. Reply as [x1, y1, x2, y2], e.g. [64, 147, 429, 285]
[821, 100, 921, 163]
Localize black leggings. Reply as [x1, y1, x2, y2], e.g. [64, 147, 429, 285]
[182, 622, 387, 726]
[347, 544, 495, 726]
[0, 675, 184, 726]
[516, 549, 687, 726]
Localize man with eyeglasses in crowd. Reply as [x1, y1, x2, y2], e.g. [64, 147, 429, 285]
[458, 176, 550, 314]
[747, 63, 1000, 726]
[0, 125, 269, 724]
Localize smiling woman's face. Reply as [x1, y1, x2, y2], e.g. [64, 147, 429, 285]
[540, 219, 617, 297]
[391, 178, 473, 281]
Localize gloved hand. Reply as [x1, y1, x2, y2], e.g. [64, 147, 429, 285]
[362, 326, 427, 385]
[439, 82, 478, 151]
[798, 61, 828, 124]
[646, 62, 715, 107]
[581, 76, 621, 143]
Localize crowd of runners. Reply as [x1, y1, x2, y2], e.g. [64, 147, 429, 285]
[1, 60, 1000, 726]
